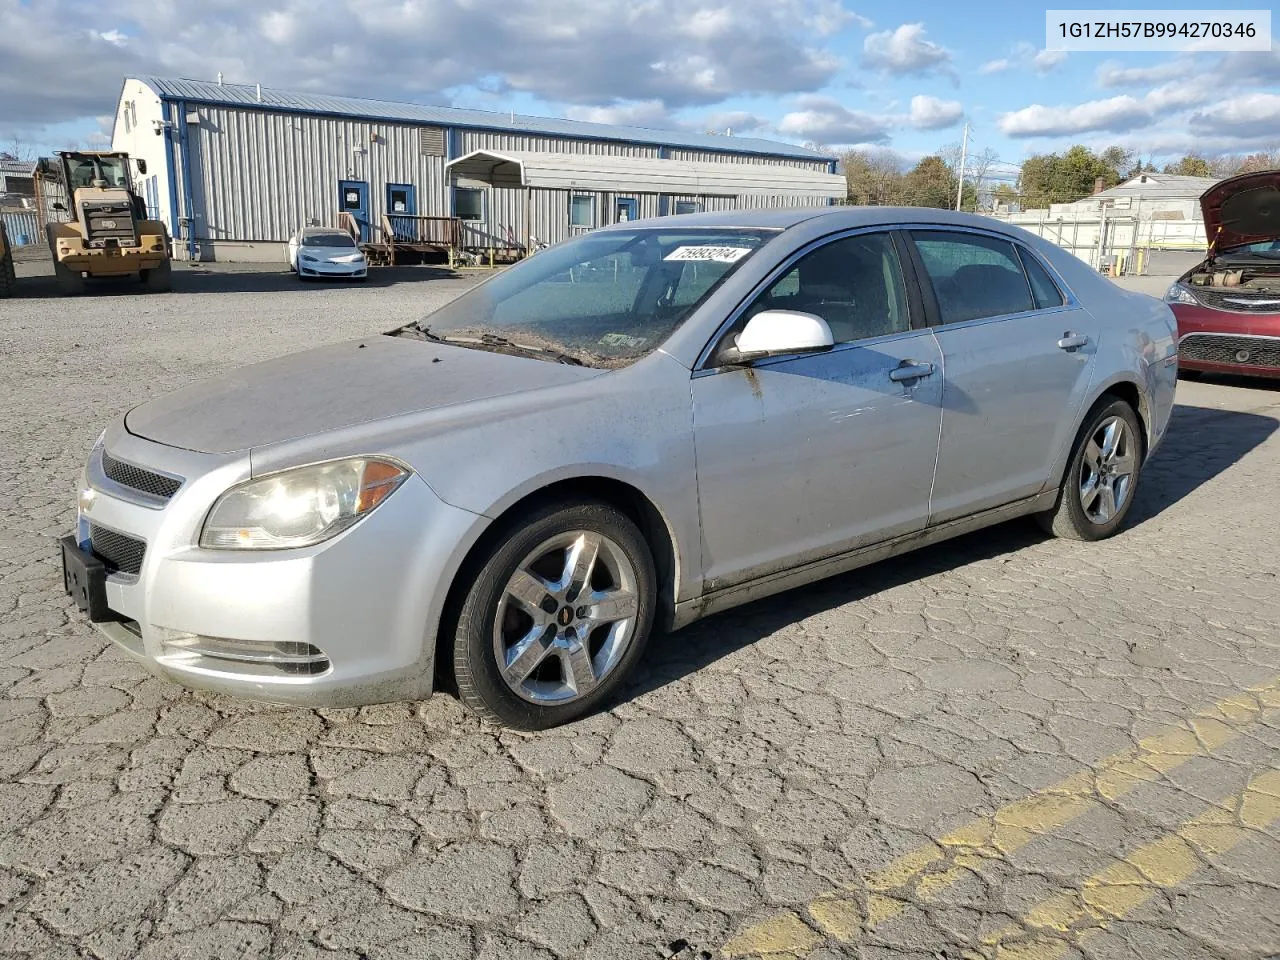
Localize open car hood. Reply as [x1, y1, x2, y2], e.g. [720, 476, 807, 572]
[1201, 171, 1280, 253]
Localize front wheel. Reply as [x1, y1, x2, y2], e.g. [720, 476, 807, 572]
[452, 501, 656, 729]
[1037, 399, 1143, 541]
[140, 260, 172, 292]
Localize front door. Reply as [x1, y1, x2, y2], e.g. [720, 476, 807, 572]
[908, 229, 1099, 523]
[614, 197, 637, 223]
[691, 231, 944, 592]
[386, 183, 417, 241]
[338, 180, 370, 242]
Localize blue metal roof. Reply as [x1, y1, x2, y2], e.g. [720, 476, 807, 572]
[133, 76, 828, 162]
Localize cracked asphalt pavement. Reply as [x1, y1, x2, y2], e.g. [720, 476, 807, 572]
[1, 261, 1278, 960]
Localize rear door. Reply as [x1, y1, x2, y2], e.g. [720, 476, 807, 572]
[907, 229, 1099, 524]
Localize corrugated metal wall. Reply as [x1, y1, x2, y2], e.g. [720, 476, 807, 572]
[1, 211, 41, 246]
[172, 103, 838, 253]
[181, 105, 451, 242]
[669, 148, 830, 171]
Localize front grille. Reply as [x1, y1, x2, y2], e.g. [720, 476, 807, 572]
[1189, 287, 1280, 313]
[101, 451, 182, 500]
[1180, 334, 1280, 369]
[81, 201, 138, 245]
[88, 523, 146, 576]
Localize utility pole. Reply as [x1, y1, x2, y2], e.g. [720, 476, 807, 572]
[955, 122, 969, 211]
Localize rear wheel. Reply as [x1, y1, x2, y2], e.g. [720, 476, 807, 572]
[453, 500, 656, 729]
[1037, 399, 1143, 541]
[140, 260, 172, 292]
[53, 261, 86, 296]
[0, 249, 14, 298]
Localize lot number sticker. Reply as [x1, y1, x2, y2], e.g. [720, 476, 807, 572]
[664, 245, 753, 263]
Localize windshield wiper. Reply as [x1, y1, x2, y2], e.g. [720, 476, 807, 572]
[479, 333, 585, 366]
[407, 325, 584, 365]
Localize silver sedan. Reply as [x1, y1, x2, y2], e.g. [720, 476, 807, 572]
[60, 208, 1178, 729]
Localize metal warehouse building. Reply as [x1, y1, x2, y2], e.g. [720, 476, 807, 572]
[110, 76, 845, 262]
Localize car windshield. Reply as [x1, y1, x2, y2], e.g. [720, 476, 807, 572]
[305, 233, 357, 248]
[415, 227, 776, 366]
[1223, 239, 1280, 258]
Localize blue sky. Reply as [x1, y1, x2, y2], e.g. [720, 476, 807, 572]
[2, 0, 1277, 173]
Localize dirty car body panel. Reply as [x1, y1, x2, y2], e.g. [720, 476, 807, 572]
[61, 207, 1178, 711]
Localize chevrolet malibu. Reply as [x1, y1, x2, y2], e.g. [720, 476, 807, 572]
[61, 208, 1178, 729]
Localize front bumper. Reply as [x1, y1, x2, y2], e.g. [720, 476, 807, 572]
[299, 259, 367, 278]
[65, 424, 484, 707]
[1172, 304, 1280, 378]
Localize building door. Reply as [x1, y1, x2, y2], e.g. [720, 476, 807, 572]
[614, 197, 637, 223]
[386, 183, 416, 241]
[338, 180, 370, 242]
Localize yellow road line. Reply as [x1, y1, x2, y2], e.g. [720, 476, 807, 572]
[720, 676, 1280, 957]
[984, 768, 1280, 959]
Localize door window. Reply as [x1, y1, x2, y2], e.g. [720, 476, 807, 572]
[744, 232, 910, 344]
[911, 231, 1034, 324]
[1019, 247, 1066, 309]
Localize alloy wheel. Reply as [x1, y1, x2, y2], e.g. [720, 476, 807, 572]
[492, 530, 640, 704]
[1078, 415, 1137, 524]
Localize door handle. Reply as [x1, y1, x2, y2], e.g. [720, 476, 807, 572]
[889, 361, 936, 382]
[1057, 333, 1089, 351]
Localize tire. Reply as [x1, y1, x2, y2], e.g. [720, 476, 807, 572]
[453, 500, 656, 729]
[141, 260, 172, 292]
[1037, 398, 1143, 541]
[0, 250, 14, 298]
[53, 261, 86, 296]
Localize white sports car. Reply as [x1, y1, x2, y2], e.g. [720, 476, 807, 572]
[288, 227, 368, 281]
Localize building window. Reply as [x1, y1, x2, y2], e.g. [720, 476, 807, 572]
[454, 187, 484, 221]
[569, 194, 596, 228]
[674, 200, 703, 215]
[123, 109, 131, 134]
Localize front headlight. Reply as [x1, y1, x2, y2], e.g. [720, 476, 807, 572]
[300, 254, 319, 263]
[1165, 283, 1198, 305]
[200, 458, 409, 550]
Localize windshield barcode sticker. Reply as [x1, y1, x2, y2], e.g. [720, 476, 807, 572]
[664, 245, 753, 263]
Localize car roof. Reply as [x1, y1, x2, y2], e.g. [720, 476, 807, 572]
[595, 206, 1029, 236]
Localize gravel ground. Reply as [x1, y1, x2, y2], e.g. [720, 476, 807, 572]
[0, 259, 1278, 960]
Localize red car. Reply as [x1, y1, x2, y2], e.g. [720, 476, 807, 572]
[1167, 171, 1280, 379]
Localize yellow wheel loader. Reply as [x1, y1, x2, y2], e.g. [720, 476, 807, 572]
[36, 152, 171, 295]
[0, 221, 15, 298]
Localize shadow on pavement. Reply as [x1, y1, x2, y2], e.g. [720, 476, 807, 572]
[1129, 401, 1278, 524]
[6, 264, 464, 299]
[629, 399, 1278, 703]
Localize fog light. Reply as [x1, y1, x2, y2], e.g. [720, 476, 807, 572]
[78, 488, 97, 514]
[1235, 349, 1251, 363]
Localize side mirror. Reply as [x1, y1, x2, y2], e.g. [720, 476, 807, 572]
[136, 159, 148, 175]
[716, 310, 834, 365]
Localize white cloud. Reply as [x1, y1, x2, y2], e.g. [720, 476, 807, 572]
[564, 101, 677, 128]
[998, 95, 1151, 137]
[701, 110, 770, 135]
[1144, 80, 1212, 112]
[1095, 59, 1196, 87]
[1189, 93, 1280, 140]
[778, 95, 892, 145]
[909, 95, 962, 130]
[0, 0, 858, 138]
[980, 41, 1065, 76]
[861, 23, 952, 77]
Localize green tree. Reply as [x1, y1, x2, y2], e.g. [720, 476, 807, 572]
[840, 148, 906, 205]
[1016, 145, 1122, 208]
[1162, 155, 1211, 177]
[903, 155, 956, 209]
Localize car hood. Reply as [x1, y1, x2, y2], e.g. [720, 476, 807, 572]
[1201, 171, 1280, 252]
[125, 335, 602, 454]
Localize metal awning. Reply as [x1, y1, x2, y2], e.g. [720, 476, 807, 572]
[446, 150, 846, 199]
